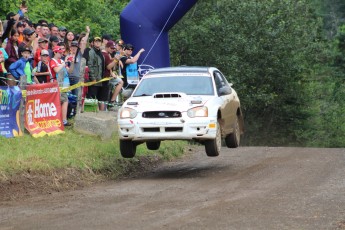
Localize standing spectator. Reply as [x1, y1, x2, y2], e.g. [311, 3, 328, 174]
[49, 46, 71, 126]
[64, 31, 75, 54]
[66, 26, 90, 96]
[87, 36, 107, 111]
[48, 35, 59, 58]
[33, 49, 51, 83]
[16, 21, 25, 44]
[50, 25, 59, 37]
[102, 40, 123, 107]
[33, 37, 48, 67]
[19, 28, 36, 49]
[120, 44, 145, 88]
[5, 29, 19, 70]
[34, 23, 42, 38]
[83, 37, 94, 63]
[40, 24, 50, 39]
[101, 34, 112, 51]
[58, 26, 67, 42]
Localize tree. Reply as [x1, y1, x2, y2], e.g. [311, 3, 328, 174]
[0, 0, 129, 38]
[170, 0, 326, 146]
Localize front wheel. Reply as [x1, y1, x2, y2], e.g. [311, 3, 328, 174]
[204, 121, 221, 157]
[146, 141, 161, 150]
[225, 116, 240, 148]
[120, 140, 137, 158]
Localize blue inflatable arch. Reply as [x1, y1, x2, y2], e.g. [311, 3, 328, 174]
[120, 0, 198, 74]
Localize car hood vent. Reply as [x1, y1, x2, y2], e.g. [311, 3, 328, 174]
[153, 93, 184, 98]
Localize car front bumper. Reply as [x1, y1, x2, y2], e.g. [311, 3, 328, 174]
[118, 117, 218, 141]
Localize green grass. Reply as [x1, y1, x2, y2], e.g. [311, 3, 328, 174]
[0, 129, 188, 180]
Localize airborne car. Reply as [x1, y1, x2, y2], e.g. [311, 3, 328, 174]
[117, 66, 244, 158]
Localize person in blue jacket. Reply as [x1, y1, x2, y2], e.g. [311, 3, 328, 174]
[8, 46, 32, 85]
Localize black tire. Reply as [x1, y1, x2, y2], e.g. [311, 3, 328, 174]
[204, 121, 221, 157]
[225, 116, 240, 148]
[120, 140, 137, 158]
[146, 141, 161, 150]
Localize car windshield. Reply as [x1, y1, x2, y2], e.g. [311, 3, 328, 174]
[133, 76, 214, 96]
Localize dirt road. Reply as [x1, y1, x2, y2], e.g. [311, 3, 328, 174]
[1, 147, 345, 230]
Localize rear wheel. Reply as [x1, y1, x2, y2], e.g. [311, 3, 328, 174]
[204, 121, 221, 157]
[146, 141, 161, 150]
[225, 116, 240, 148]
[120, 140, 137, 158]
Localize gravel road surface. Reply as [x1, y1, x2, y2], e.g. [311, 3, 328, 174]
[1, 147, 345, 230]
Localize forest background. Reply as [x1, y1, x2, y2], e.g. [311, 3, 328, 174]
[1, 0, 344, 148]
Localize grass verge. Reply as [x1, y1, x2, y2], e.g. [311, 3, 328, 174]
[0, 129, 189, 201]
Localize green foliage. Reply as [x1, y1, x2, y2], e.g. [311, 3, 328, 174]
[170, 0, 327, 146]
[0, 0, 129, 37]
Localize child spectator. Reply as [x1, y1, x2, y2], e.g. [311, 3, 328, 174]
[33, 49, 51, 83]
[8, 46, 32, 84]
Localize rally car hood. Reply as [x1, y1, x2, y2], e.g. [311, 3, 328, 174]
[124, 93, 212, 112]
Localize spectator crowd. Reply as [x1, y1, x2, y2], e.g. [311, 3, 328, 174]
[0, 2, 145, 126]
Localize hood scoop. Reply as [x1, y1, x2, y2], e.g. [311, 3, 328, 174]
[153, 93, 184, 98]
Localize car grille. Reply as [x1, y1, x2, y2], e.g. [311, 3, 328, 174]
[142, 111, 182, 118]
[142, 127, 183, 132]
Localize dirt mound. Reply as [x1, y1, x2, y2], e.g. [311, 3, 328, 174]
[0, 156, 163, 202]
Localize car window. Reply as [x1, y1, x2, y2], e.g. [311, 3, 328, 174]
[133, 76, 215, 96]
[213, 71, 231, 95]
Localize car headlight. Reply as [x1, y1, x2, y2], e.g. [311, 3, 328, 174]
[120, 107, 138, 119]
[187, 106, 208, 118]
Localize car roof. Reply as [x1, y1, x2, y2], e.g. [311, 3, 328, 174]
[147, 66, 217, 75]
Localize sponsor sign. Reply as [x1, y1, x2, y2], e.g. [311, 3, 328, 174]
[0, 86, 23, 138]
[25, 82, 64, 137]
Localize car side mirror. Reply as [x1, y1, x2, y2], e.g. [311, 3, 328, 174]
[219, 86, 232, 96]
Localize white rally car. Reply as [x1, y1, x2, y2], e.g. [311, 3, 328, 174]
[117, 66, 244, 158]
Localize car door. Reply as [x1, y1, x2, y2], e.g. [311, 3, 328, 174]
[213, 71, 236, 134]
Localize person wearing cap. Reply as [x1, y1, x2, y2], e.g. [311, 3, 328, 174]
[101, 34, 112, 51]
[33, 49, 51, 83]
[58, 26, 67, 43]
[48, 35, 59, 58]
[120, 43, 145, 88]
[16, 21, 26, 44]
[50, 45, 71, 126]
[87, 36, 108, 111]
[33, 37, 48, 67]
[20, 27, 36, 50]
[102, 40, 123, 108]
[114, 39, 125, 57]
[8, 46, 33, 85]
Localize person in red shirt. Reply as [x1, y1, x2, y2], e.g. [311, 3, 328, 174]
[33, 37, 48, 67]
[49, 46, 71, 126]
